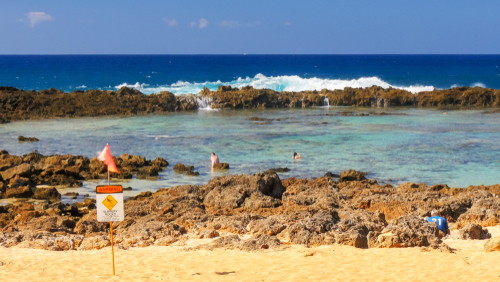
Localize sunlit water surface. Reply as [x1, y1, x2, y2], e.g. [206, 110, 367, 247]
[2, 107, 500, 204]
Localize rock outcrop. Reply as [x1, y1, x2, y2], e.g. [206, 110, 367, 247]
[452, 223, 491, 240]
[264, 167, 290, 175]
[213, 163, 230, 170]
[1, 169, 499, 252]
[18, 136, 39, 142]
[339, 169, 369, 182]
[2, 85, 500, 123]
[0, 151, 169, 199]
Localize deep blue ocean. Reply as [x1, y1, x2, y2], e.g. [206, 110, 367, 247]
[1, 55, 500, 94]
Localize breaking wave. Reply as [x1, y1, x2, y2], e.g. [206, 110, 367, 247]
[114, 74, 435, 95]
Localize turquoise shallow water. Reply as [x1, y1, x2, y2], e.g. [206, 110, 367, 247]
[2, 107, 500, 203]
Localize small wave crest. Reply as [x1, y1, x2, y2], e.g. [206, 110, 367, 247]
[114, 74, 435, 95]
[114, 82, 149, 90]
[472, 82, 486, 88]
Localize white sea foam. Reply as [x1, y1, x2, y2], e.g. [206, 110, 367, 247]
[76, 85, 87, 88]
[114, 82, 149, 90]
[451, 82, 488, 89]
[472, 82, 486, 88]
[114, 74, 435, 95]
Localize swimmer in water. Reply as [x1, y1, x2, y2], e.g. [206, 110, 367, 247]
[293, 152, 301, 159]
[211, 152, 219, 167]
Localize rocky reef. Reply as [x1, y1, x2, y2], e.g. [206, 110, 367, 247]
[1, 170, 499, 252]
[17, 136, 39, 142]
[0, 150, 168, 199]
[2, 85, 500, 123]
[199, 85, 500, 109]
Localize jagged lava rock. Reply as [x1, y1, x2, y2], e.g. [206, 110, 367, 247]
[0, 163, 34, 180]
[453, 223, 491, 240]
[370, 215, 441, 248]
[33, 187, 61, 200]
[339, 169, 369, 182]
[203, 173, 284, 213]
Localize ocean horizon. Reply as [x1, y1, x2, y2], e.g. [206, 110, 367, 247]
[2, 55, 500, 95]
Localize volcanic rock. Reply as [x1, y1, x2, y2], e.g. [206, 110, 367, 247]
[370, 215, 441, 248]
[203, 173, 284, 214]
[0, 163, 34, 180]
[5, 186, 33, 198]
[324, 172, 340, 178]
[18, 136, 39, 142]
[173, 163, 194, 173]
[0, 153, 23, 171]
[186, 171, 200, 176]
[264, 167, 290, 175]
[455, 197, 500, 228]
[10, 178, 36, 191]
[339, 169, 369, 182]
[213, 163, 230, 170]
[453, 224, 491, 240]
[151, 157, 169, 167]
[2, 85, 500, 123]
[282, 178, 344, 212]
[1, 171, 500, 252]
[32, 187, 61, 200]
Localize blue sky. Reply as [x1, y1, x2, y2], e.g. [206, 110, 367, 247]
[1, 0, 499, 54]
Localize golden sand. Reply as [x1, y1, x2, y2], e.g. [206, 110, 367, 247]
[1, 226, 499, 282]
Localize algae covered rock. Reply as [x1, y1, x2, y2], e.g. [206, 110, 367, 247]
[264, 167, 290, 174]
[173, 163, 194, 172]
[33, 187, 61, 200]
[339, 169, 369, 182]
[18, 136, 39, 142]
[186, 171, 200, 176]
[213, 163, 230, 170]
[324, 172, 340, 178]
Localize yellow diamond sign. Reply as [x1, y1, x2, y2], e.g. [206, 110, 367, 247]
[102, 195, 118, 211]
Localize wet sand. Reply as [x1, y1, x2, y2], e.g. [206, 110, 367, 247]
[1, 226, 499, 281]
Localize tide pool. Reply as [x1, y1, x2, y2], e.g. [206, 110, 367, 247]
[1, 107, 500, 203]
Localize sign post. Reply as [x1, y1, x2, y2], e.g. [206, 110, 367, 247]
[96, 185, 124, 276]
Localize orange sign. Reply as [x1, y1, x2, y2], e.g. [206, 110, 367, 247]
[96, 185, 123, 194]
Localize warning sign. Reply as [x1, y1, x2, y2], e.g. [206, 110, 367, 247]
[96, 185, 124, 222]
[103, 195, 118, 211]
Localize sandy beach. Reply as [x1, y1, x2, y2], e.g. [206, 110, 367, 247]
[0, 226, 498, 282]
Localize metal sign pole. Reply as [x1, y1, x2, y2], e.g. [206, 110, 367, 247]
[108, 168, 115, 276]
[111, 221, 115, 276]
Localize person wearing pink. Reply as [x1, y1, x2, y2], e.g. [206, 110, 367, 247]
[211, 152, 219, 167]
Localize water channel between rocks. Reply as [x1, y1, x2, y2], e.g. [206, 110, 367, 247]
[2, 107, 500, 204]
